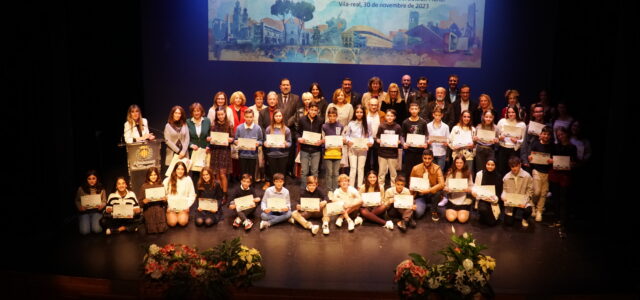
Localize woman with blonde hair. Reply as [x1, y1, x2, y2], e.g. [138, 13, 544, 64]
[124, 104, 155, 143]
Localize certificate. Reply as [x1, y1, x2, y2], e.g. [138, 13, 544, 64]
[325, 201, 345, 216]
[234, 195, 255, 212]
[145, 187, 166, 201]
[168, 195, 187, 212]
[165, 154, 192, 177]
[448, 178, 468, 192]
[300, 197, 320, 212]
[112, 204, 134, 219]
[527, 121, 545, 136]
[409, 177, 430, 192]
[265, 134, 286, 148]
[198, 198, 218, 211]
[325, 135, 343, 148]
[302, 131, 321, 145]
[237, 138, 257, 151]
[380, 134, 399, 148]
[210, 132, 229, 146]
[476, 129, 496, 142]
[476, 185, 496, 200]
[503, 193, 528, 207]
[530, 151, 551, 165]
[267, 197, 287, 211]
[553, 155, 571, 170]
[502, 125, 522, 138]
[361, 192, 382, 207]
[351, 137, 369, 150]
[80, 194, 102, 209]
[190, 148, 207, 172]
[428, 135, 448, 143]
[406, 134, 426, 147]
[393, 195, 414, 209]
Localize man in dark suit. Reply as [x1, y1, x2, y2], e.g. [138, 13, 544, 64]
[407, 76, 433, 120]
[342, 77, 362, 108]
[425, 87, 455, 126]
[452, 85, 479, 125]
[277, 78, 300, 123]
[444, 74, 460, 104]
[400, 74, 416, 103]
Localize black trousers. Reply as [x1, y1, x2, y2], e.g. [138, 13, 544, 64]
[239, 158, 257, 177]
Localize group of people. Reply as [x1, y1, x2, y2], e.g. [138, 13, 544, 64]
[76, 75, 590, 235]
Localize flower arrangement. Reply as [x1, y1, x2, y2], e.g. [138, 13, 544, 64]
[143, 237, 265, 299]
[394, 229, 496, 299]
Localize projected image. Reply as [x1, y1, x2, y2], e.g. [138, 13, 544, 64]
[208, 0, 485, 67]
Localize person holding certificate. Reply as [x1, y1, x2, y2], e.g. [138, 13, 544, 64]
[472, 160, 503, 226]
[473, 110, 498, 175]
[123, 104, 154, 144]
[291, 175, 326, 235]
[376, 109, 404, 189]
[259, 173, 292, 230]
[443, 155, 474, 224]
[140, 167, 168, 234]
[332, 174, 363, 232]
[163, 161, 196, 227]
[75, 170, 106, 235]
[527, 126, 554, 222]
[549, 127, 577, 229]
[426, 107, 450, 172]
[501, 157, 534, 228]
[207, 91, 234, 129]
[344, 104, 373, 188]
[264, 109, 292, 186]
[410, 150, 445, 221]
[101, 177, 141, 235]
[496, 105, 526, 176]
[193, 167, 223, 227]
[210, 107, 234, 198]
[358, 171, 393, 230]
[187, 102, 211, 184]
[323, 107, 345, 192]
[164, 106, 190, 167]
[520, 104, 551, 172]
[402, 102, 428, 179]
[228, 174, 262, 230]
[297, 103, 323, 188]
[386, 176, 415, 231]
[449, 111, 476, 175]
[234, 109, 264, 178]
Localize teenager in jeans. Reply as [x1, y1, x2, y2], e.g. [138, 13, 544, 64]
[75, 170, 106, 235]
[234, 109, 263, 177]
[260, 173, 292, 230]
[344, 104, 372, 188]
[410, 149, 445, 222]
[297, 103, 323, 188]
[291, 175, 326, 235]
[376, 109, 404, 189]
[322, 107, 344, 192]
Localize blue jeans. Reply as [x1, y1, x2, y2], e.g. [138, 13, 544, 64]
[79, 212, 102, 234]
[434, 156, 446, 173]
[261, 211, 292, 226]
[324, 159, 341, 192]
[414, 191, 443, 219]
[300, 151, 320, 187]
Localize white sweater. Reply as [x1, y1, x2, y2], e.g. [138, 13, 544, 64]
[163, 176, 196, 211]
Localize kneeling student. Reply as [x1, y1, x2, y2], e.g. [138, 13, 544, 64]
[332, 174, 363, 231]
[386, 176, 416, 231]
[291, 175, 326, 235]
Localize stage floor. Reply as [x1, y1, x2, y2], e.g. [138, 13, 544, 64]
[10, 180, 636, 296]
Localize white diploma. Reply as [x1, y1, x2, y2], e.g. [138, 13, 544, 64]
[237, 138, 257, 151]
[210, 132, 229, 146]
[302, 131, 322, 145]
[448, 178, 468, 192]
[300, 197, 320, 212]
[351, 137, 369, 150]
[428, 135, 448, 143]
[325, 201, 345, 216]
[145, 187, 166, 201]
[476, 129, 496, 142]
[234, 195, 256, 212]
[267, 197, 287, 211]
[190, 148, 207, 172]
[475, 185, 496, 200]
[406, 134, 426, 147]
[265, 134, 286, 148]
[361, 192, 382, 207]
[167, 195, 187, 212]
[393, 194, 414, 209]
[112, 204, 134, 219]
[325, 135, 343, 148]
[380, 134, 399, 148]
[503, 193, 528, 207]
[530, 151, 551, 165]
[165, 154, 192, 177]
[553, 155, 571, 170]
[198, 198, 218, 211]
[527, 121, 545, 136]
[80, 194, 102, 209]
[410, 177, 431, 192]
[502, 125, 523, 138]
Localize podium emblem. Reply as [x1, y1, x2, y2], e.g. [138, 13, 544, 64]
[136, 145, 152, 161]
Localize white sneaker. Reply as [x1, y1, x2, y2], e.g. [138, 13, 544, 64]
[438, 197, 448, 207]
[535, 210, 542, 222]
[384, 220, 394, 230]
[322, 222, 330, 235]
[521, 219, 529, 228]
[347, 219, 355, 231]
[105, 228, 112, 235]
[311, 224, 320, 235]
[260, 221, 269, 230]
[335, 216, 344, 227]
[354, 216, 363, 226]
[288, 217, 295, 224]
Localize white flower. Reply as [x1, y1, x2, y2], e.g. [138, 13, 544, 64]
[149, 244, 160, 255]
[428, 278, 441, 289]
[463, 232, 469, 239]
[463, 259, 474, 271]
[451, 225, 456, 234]
[456, 269, 465, 279]
[459, 284, 471, 295]
[469, 242, 476, 248]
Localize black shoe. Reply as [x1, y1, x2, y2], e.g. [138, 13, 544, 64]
[408, 219, 417, 228]
[431, 211, 440, 222]
[397, 221, 407, 232]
